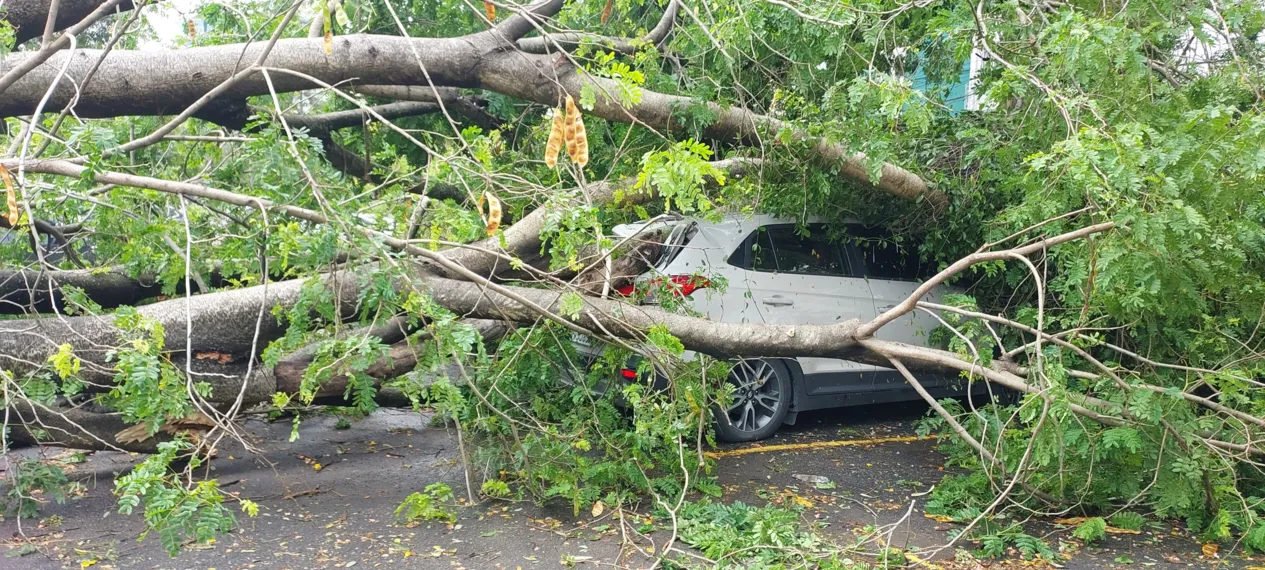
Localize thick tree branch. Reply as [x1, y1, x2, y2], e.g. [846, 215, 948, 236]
[1, 33, 941, 205]
[0, 274, 354, 385]
[516, 0, 681, 54]
[441, 157, 759, 279]
[288, 101, 441, 133]
[0, 35, 487, 119]
[8, 403, 164, 454]
[350, 85, 503, 133]
[487, 0, 567, 43]
[273, 319, 507, 398]
[3, 0, 135, 46]
[0, 266, 164, 314]
[0, 0, 126, 97]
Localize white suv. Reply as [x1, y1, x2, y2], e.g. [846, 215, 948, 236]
[571, 214, 996, 442]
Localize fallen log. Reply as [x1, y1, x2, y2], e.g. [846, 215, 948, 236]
[274, 319, 508, 399]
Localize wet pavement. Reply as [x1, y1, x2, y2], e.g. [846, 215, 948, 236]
[1, 403, 1259, 569]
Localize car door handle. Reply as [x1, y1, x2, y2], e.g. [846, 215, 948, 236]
[878, 304, 897, 311]
[762, 296, 794, 307]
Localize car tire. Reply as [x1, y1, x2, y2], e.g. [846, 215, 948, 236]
[713, 359, 792, 443]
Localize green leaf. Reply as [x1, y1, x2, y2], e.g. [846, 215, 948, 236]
[1073, 517, 1107, 543]
[559, 292, 584, 320]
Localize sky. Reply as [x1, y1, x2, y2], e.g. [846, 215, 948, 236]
[139, 0, 203, 49]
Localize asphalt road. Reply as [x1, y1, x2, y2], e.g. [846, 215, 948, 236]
[0, 403, 1257, 569]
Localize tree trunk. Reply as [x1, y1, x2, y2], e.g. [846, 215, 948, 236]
[0, 273, 360, 385]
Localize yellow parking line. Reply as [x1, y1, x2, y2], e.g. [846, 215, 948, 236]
[904, 551, 945, 570]
[874, 536, 945, 570]
[704, 434, 936, 459]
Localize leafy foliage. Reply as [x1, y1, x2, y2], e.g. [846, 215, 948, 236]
[2, 0, 1265, 559]
[2, 459, 68, 518]
[395, 483, 456, 524]
[673, 500, 876, 569]
[1072, 517, 1108, 543]
[114, 440, 235, 556]
[103, 308, 207, 435]
[1109, 511, 1146, 532]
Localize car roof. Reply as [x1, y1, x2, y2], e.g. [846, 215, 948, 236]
[610, 212, 865, 239]
[697, 213, 862, 229]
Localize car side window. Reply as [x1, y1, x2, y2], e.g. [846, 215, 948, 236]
[847, 224, 928, 281]
[744, 225, 851, 276]
[750, 227, 778, 272]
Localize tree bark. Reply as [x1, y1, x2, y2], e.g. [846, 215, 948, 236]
[516, 0, 680, 55]
[0, 273, 360, 385]
[4, 0, 135, 46]
[0, 35, 940, 205]
[0, 35, 489, 119]
[0, 266, 164, 314]
[273, 319, 508, 398]
[7, 403, 167, 454]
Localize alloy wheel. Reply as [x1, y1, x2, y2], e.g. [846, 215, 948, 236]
[725, 360, 784, 433]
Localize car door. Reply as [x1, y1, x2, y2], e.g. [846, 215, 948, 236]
[734, 224, 877, 386]
[848, 224, 949, 390]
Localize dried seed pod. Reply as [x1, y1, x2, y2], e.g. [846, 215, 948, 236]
[481, 191, 502, 235]
[484, 1, 496, 21]
[564, 95, 589, 167]
[1, 165, 17, 227]
[563, 95, 580, 160]
[544, 109, 564, 167]
[323, 29, 333, 55]
[187, 19, 196, 42]
[571, 116, 589, 167]
[601, 0, 614, 24]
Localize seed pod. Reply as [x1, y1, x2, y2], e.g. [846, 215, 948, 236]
[484, 1, 496, 21]
[1, 165, 17, 227]
[563, 95, 580, 160]
[323, 29, 333, 55]
[544, 110, 564, 167]
[479, 191, 502, 235]
[187, 19, 196, 42]
[564, 95, 589, 167]
[601, 0, 614, 24]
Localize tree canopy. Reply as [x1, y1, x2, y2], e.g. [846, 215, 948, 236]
[0, 0, 1263, 563]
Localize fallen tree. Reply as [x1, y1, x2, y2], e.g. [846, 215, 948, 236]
[2, 0, 1263, 561]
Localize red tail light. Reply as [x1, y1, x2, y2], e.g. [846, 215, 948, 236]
[614, 283, 636, 296]
[658, 275, 710, 297]
[619, 368, 638, 379]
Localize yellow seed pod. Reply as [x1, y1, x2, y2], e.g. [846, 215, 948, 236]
[601, 0, 614, 24]
[571, 115, 589, 167]
[480, 191, 502, 236]
[544, 110, 564, 167]
[564, 95, 589, 167]
[484, 1, 496, 21]
[563, 95, 579, 160]
[1, 165, 17, 227]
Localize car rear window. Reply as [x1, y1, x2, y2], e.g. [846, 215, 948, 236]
[847, 224, 934, 281]
[654, 221, 698, 270]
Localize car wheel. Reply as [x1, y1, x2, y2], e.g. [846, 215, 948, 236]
[713, 359, 792, 443]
